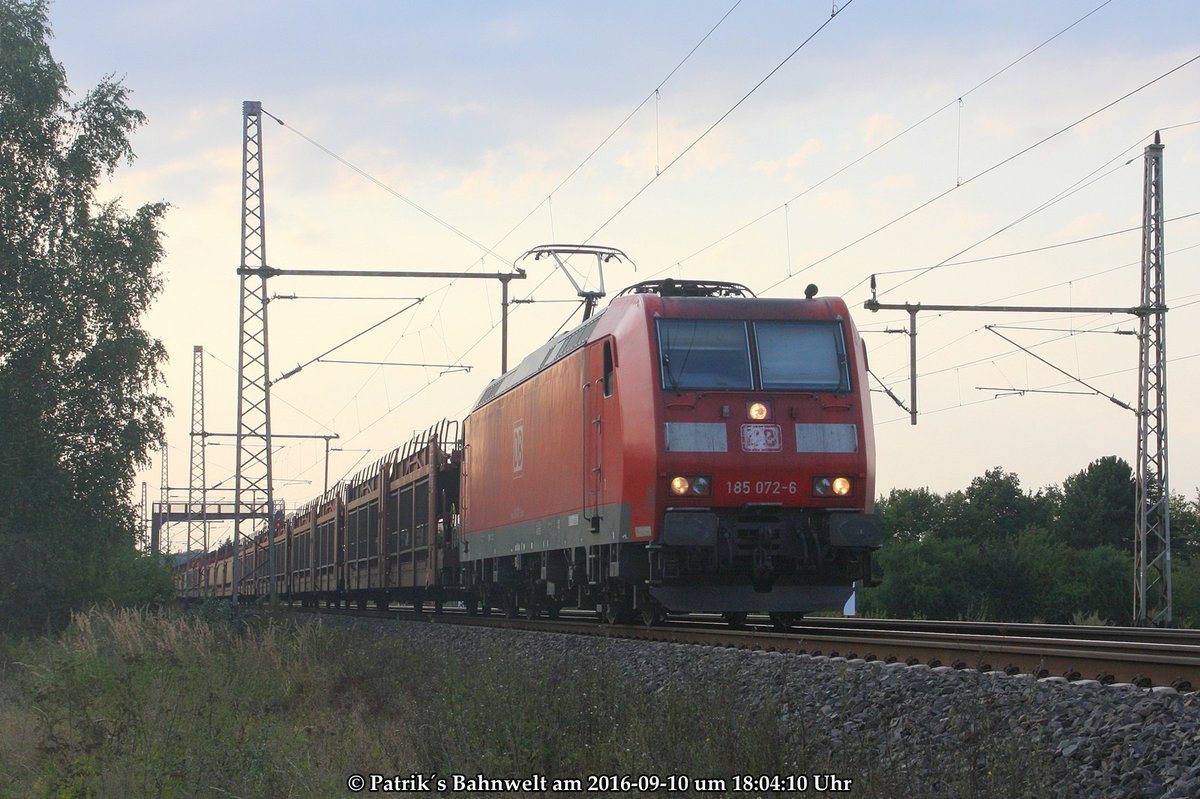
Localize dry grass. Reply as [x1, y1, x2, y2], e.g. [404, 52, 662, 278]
[0, 604, 1065, 798]
[0, 606, 783, 797]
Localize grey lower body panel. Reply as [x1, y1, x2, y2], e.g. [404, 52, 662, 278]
[649, 583, 853, 614]
[462, 503, 632, 561]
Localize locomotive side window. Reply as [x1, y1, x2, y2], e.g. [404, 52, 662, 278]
[602, 340, 615, 397]
[657, 319, 752, 391]
[755, 321, 850, 392]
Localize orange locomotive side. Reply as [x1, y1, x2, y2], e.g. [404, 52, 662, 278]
[460, 280, 880, 624]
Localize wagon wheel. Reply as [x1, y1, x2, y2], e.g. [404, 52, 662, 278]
[723, 612, 748, 629]
[770, 612, 800, 632]
[604, 597, 634, 625]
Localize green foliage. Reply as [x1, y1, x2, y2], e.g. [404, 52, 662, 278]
[1173, 558, 1200, 628]
[860, 537, 986, 620]
[1059, 455, 1135, 549]
[939, 467, 1047, 543]
[0, 0, 168, 635]
[98, 550, 176, 609]
[1169, 491, 1200, 561]
[862, 458, 1160, 624]
[876, 487, 944, 543]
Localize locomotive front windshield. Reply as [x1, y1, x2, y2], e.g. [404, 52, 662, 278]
[658, 319, 849, 392]
[756, 321, 849, 391]
[658, 319, 753, 390]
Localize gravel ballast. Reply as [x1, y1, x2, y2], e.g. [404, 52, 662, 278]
[332, 616, 1200, 798]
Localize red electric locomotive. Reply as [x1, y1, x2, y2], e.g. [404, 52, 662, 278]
[460, 277, 880, 627]
[175, 259, 880, 628]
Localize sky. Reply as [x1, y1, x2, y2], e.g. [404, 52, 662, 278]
[42, 0, 1200, 552]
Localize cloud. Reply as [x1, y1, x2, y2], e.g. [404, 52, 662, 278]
[1055, 212, 1108, 240]
[754, 139, 823, 175]
[873, 173, 914, 192]
[861, 112, 898, 146]
[787, 139, 822, 167]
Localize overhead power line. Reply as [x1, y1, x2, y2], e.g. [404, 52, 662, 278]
[662, 0, 1120, 275]
[584, 1, 858, 243]
[259, 107, 510, 267]
[868, 209, 1200, 280]
[756, 53, 1200, 299]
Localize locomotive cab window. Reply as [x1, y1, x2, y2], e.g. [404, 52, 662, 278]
[755, 321, 850, 392]
[657, 319, 753, 391]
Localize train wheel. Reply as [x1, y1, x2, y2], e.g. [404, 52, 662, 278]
[545, 600, 561, 620]
[723, 612, 748, 629]
[356, 597, 367, 612]
[604, 599, 633, 625]
[640, 602, 663, 627]
[770, 612, 799, 632]
[465, 597, 479, 616]
[525, 599, 540, 620]
[503, 593, 518, 619]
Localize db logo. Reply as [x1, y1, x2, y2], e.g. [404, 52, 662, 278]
[512, 422, 524, 476]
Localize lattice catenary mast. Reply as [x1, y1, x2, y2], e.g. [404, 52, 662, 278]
[1134, 133, 1169, 626]
[232, 101, 277, 604]
[186, 345, 209, 594]
[154, 439, 168, 552]
[865, 133, 1172, 625]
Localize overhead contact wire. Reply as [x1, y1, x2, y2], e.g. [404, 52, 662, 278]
[585, 1, 857, 244]
[666, 0, 1119, 275]
[761, 50, 1200, 297]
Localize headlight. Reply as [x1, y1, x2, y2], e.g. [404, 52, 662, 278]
[813, 476, 853, 497]
[670, 475, 712, 497]
[747, 400, 772, 421]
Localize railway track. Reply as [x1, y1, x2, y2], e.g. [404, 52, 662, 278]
[295, 604, 1200, 691]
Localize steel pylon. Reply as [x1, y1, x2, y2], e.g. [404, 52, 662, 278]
[1134, 132, 1171, 626]
[154, 438, 168, 553]
[186, 345, 209, 595]
[232, 100, 276, 604]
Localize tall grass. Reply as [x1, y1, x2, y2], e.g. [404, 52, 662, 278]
[0, 607, 787, 797]
[0, 606, 1064, 797]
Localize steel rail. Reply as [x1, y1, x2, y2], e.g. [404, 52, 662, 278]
[293, 606, 1200, 691]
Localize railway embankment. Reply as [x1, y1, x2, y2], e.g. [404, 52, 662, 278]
[337, 614, 1200, 797]
[5, 606, 1198, 797]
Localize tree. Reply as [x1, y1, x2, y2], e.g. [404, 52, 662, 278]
[859, 536, 991, 620]
[1, 0, 169, 634]
[1168, 491, 1199, 561]
[876, 487, 944, 543]
[1059, 456, 1135, 550]
[939, 467, 1043, 543]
